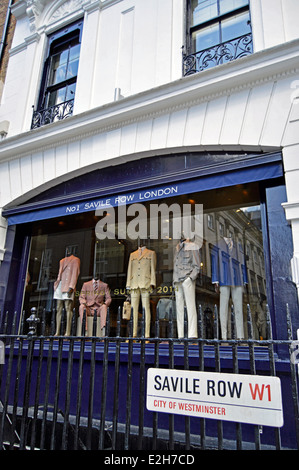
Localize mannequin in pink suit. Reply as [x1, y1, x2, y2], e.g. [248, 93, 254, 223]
[53, 251, 80, 336]
[79, 275, 112, 334]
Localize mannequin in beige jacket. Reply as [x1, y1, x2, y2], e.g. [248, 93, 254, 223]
[126, 246, 156, 338]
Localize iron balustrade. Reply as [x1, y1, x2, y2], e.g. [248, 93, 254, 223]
[0, 302, 298, 451]
[183, 33, 253, 76]
[31, 99, 74, 129]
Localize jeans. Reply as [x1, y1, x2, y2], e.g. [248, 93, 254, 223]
[130, 288, 151, 337]
[175, 277, 198, 338]
[219, 285, 244, 339]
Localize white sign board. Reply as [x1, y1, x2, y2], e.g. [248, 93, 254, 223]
[146, 368, 283, 427]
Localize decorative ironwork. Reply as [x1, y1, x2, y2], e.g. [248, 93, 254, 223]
[31, 99, 74, 129]
[183, 33, 253, 76]
[26, 307, 40, 336]
[0, 303, 299, 449]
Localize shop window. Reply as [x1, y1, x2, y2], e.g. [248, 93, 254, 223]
[207, 214, 214, 230]
[23, 182, 269, 342]
[183, 0, 252, 75]
[31, 19, 83, 129]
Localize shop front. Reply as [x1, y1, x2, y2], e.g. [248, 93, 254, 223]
[1, 149, 299, 449]
[1, 150, 297, 342]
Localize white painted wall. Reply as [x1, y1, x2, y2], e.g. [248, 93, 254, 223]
[0, 0, 299, 272]
[1, 0, 299, 137]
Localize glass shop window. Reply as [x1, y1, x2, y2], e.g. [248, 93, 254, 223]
[23, 182, 268, 340]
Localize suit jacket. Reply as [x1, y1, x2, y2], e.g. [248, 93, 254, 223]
[54, 255, 80, 293]
[211, 237, 247, 287]
[79, 279, 111, 329]
[126, 247, 156, 290]
[173, 240, 200, 283]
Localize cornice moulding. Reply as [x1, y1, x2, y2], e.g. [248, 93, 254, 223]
[0, 38, 299, 162]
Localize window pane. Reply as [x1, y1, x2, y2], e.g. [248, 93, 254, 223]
[66, 83, 76, 101]
[22, 182, 268, 340]
[49, 50, 68, 85]
[67, 44, 80, 78]
[69, 43, 80, 61]
[67, 59, 79, 80]
[219, 0, 249, 16]
[206, 204, 267, 340]
[191, 0, 218, 26]
[192, 22, 220, 52]
[48, 87, 67, 107]
[221, 11, 251, 42]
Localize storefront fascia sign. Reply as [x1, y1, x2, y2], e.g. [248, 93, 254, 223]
[146, 368, 284, 427]
[5, 162, 282, 225]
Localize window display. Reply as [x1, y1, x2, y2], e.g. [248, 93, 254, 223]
[173, 238, 201, 339]
[23, 182, 268, 341]
[53, 249, 80, 336]
[126, 245, 157, 338]
[78, 275, 111, 336]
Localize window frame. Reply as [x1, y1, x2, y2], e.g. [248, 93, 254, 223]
[186, 0, 252, 55]
[37, 19, 83, 112]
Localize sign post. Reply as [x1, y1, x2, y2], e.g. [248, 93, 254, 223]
[146, 368, 283, 427]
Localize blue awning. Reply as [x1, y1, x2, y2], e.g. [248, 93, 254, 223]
[4, 159, 283, 226]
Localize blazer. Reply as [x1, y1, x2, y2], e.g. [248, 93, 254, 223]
[211, 237, 248, 287]
[54, 254, 80, 293]
[126, 247, 156, 290]
[79, 279, 111, 308]
[79, 279, 111, 329]
[173, 240, 200, 283]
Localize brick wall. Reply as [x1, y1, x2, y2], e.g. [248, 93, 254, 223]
[0, 0, 17, 98]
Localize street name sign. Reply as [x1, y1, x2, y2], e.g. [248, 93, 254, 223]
[146, 368, 283, 427]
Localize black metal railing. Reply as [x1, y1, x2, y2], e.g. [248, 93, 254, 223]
[183, 32, 253, 76]
[0, 302, 298, 450]
[31, 99, 74, 130]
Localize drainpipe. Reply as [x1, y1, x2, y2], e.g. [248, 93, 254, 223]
[0, 0, 13, 67]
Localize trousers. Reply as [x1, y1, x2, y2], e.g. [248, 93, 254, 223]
[77, 316, 105, 337]
[175, 277, 198, 338]
[219, 285, 244, 339]
[55, 299, 73, 336]
[130, 288, 151, 337]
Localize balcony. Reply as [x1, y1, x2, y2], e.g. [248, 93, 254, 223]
[31, 99, 74, 130]
[183, 32, 253, 76]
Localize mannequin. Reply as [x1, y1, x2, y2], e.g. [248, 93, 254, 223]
[53, 250, 80, 336]
[212, 236, 247, 339]
[126, 244, 156, 338]
[79, 273, 111, 336]
[173, 236, 200, 338]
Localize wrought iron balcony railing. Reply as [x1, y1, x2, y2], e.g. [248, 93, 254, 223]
[183, 32, 253, 76]
[31, 98, 74, 130]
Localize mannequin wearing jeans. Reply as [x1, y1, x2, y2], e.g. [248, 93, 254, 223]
[212, 236, 247, 340]
[173, 239, 200, 338]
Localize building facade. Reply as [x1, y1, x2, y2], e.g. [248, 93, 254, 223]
[0, 0, 299, 450]
[0, 0, 299, 337]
